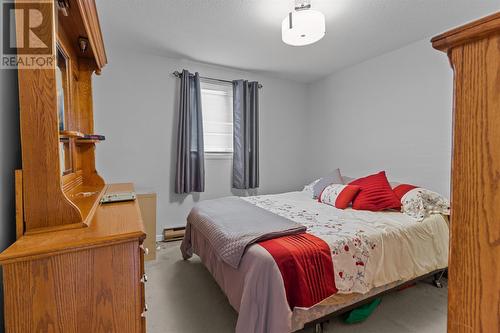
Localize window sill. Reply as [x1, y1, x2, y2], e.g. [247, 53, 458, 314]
[205, 152, 233, 160]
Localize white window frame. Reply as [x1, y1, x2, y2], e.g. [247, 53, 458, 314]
[200, 80, 233, 160]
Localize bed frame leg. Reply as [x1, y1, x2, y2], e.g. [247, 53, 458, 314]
[433, 270, 446, 288]
[314, 322, 324, 333]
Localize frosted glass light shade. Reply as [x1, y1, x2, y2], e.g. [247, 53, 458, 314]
[282, 9, 326, 46]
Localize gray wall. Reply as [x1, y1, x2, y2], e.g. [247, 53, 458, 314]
[93, 37, 456, 236]
[306, 38, 453, 197]
[93, 49, 311, 234]
[0, 67, 21, 332]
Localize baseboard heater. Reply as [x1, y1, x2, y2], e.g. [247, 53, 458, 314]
[163, 227, 185, 242]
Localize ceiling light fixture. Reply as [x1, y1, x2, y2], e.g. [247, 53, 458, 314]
[282, 0, 325, 46]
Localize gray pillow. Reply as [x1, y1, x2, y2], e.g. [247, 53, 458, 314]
[312, 169, 343, 199]
[342, 176, 355, 184]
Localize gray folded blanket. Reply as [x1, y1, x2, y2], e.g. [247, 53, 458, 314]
[181, 196, 306, 268]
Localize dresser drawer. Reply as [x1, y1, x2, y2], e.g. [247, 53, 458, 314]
[3, 241, 144, 333]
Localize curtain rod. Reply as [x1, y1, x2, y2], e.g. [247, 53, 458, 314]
[172, 71, 263, 89]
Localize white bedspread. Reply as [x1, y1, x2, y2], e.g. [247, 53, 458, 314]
[243, 190, 449, 294]
[183, 190, 449, 332]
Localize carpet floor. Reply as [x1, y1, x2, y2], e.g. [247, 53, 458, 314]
[145, 241, 447, 333]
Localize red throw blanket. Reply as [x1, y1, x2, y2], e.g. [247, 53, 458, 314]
[259, 233, 337, 309]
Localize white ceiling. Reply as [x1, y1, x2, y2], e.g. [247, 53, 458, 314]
[95, 0, 500, 83]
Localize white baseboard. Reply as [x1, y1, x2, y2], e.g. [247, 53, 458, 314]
[156, 234, 163, 242]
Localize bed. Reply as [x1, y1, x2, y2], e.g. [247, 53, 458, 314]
[180, 188, 449, 333]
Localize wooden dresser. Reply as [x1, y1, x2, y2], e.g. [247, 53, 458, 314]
[0, 183, 147, 333]
[432, 12, 500, 333]
[0, 1, 147, 332]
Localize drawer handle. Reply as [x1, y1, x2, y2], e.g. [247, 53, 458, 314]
[141, 304, 148, 318]
[141, 274, 148, 283]
[139, 244, 149, 255]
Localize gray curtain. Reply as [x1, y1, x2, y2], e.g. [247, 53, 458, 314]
[175, 69, 205, 194]
[232, 80, 259, 189]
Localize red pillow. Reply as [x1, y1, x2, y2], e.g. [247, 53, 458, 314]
[393, 184, 418, 201]
[318, 184, 361, 209]
[348, 171, 401, 211]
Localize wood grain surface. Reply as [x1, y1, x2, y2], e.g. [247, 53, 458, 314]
[432, 12, 500, 51]
[3, 241, 142, 333]
[16, 23, 84, 231]
[15, 0, 108, 233]
[75, 0, 108, 72]
[432, 14, 500, 333]
[0, 184, 145, 264]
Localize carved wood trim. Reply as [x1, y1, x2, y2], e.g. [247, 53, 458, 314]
[75, 0, 108, 72]
[431, 11, 500, 52]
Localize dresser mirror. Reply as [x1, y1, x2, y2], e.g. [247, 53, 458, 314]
[56, 45, 72, 175]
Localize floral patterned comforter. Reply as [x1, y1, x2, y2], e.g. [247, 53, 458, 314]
[243, 190, 449, 294]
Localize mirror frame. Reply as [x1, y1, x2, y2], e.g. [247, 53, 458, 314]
[56, 43, 73, 176]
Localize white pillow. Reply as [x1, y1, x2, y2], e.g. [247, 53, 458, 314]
[401, 188, 450, 221]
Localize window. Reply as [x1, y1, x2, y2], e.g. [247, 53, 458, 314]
[201, 81, 233, 154]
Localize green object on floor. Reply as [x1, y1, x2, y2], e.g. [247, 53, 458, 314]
[343, 298, 382, 324]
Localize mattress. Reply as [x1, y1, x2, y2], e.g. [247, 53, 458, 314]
[182, 190, 449, 333]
